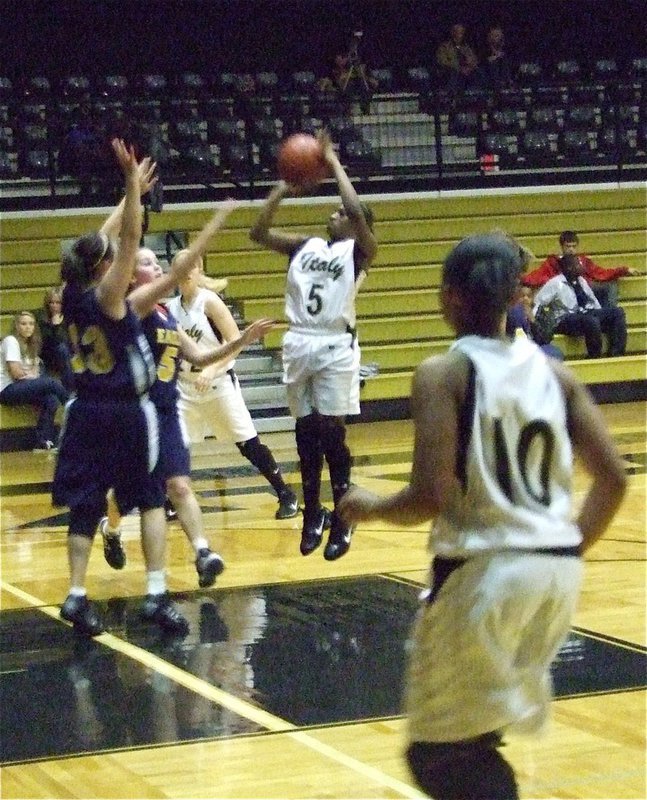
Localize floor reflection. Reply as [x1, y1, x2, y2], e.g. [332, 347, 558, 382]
[2, 576, 645, 764]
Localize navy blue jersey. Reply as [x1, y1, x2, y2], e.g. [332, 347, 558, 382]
[63, 285, 156, 400]
[141, 304, 182, 409]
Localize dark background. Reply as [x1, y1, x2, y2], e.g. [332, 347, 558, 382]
[2, 0, 646, 80]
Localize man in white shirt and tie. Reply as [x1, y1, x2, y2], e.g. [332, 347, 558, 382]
[533, 254, 627, 357]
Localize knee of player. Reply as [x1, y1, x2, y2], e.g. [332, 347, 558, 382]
[69, 501, 106, 538]
[166, 475, 192, 503]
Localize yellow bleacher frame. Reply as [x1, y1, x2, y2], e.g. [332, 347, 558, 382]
[1, 185, 645, 440]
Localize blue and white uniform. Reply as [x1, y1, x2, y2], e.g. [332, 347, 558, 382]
[141, 304, 191, 483]
[406, 335, 583, 744]
[283, 236, 363, 418]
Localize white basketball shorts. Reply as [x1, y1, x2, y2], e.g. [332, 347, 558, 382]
[405, 550, 583, 744]
[282, 329, 360, 418]
[177, 371, 257, 444]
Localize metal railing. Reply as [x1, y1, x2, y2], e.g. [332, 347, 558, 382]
[0, 78, 645, 210]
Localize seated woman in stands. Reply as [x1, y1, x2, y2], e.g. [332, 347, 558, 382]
[35, 286, 75, 390]
[0, 311, 69, 450]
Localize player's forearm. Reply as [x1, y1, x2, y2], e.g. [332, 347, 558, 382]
[577, 472, 627, 553]
[329, 156, 363, 218]
[186, 204, 234, 260]
[129, 274, 176, 317]
[192, 337, 243, 368]
[100, 196, 127, 241]
[249, 184, 286, 242]
[368, 486, 437, 526]
[102, 171, 142, 303]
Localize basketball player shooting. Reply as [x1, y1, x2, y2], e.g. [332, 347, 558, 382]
[250, 130, 377, 561]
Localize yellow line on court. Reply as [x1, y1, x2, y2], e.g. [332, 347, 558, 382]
[0, 580, 425, 799]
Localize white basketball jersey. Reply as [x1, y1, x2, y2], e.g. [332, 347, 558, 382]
[286, 237, 359, 332]
[431, 335, 581, 556]
[166, 288, 234, 382]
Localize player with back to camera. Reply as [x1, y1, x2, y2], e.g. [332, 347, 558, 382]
[339, 233, 627, 799]
[98, 207, 274, 588]
[250, 130, 377, 561]
[53, 140, 189, 636]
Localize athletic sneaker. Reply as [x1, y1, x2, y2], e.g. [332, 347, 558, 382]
[323, 511, 354, 561]
[140, 593, 189, 635]
[99, 517, 126, 570]
[275, 488, 299, 520]
[60, 594, 105, 637]
[195, 548, 225, 588]
[300, 507, 331, 556]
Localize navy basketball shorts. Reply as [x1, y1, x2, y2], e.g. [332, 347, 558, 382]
[52, 396, 162, 533]
[153, 403, 191, 482]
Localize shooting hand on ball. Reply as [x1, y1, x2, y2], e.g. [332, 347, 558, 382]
[317, 130, 338, 166]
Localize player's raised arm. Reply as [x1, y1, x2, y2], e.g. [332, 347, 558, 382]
[249, 181, 309, 256]
[100, 155, 157, 243]
[317, 130, 377, 266]
[95, 139, 141, 319]
[128, 201, 235, 318]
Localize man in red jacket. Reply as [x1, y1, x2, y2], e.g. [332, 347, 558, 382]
[523, 230, 639, 306]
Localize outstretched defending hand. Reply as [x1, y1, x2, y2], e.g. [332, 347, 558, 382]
[137, 156, 158, 196]
[240, 317, 275, 345]
[111, 138, 138, 177]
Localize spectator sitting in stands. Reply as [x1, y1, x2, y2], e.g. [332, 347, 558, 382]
[318, 54, 351, 92]
[318, 37, 378, 99]
[435, 22, 479, 92]
[0, 311, 69, 451]
[532, 254, 627, 358]
[523, 230, 640, 307]
[490, 228, 563, 359]
[479, 25, 514, 89]
[507, 286, 564, 360]
[35, 286, 74, 390]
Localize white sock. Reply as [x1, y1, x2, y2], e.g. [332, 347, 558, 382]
[146, 570, 166, 596]
[69, 587, 87, 597]
[192, 537, 209, 554]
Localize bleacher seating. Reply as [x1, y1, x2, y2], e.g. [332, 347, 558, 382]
[2, 185, 644, 448]
[0, 57, 645, 206]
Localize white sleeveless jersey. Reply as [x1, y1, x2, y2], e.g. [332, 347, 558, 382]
[166, 288, 234, 382]
[286, 237, 360, 333]
[431, 335, 581, 556]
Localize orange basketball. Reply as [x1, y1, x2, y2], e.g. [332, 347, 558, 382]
[277, 133, 328, 185]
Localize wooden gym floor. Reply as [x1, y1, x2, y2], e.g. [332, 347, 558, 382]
[0, 403, 645, 799]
